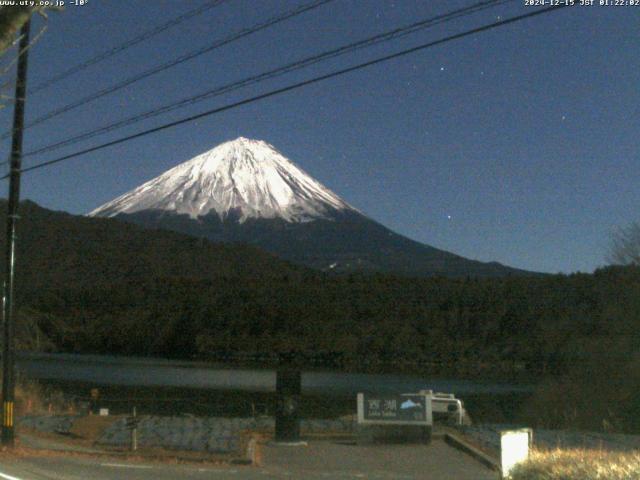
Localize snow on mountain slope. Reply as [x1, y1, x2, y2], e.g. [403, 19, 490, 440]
[89, 137, 355, 223]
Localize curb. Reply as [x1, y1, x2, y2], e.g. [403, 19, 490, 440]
[19, 434, 245, 465]
[17, 444, 229, 464]
[443, 431, 501, 472]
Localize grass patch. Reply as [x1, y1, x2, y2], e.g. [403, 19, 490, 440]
[509, 448, 640, 480]
[69, 415, 119, 441]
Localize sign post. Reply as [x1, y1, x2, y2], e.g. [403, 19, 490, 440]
[126, 407, 139, 451]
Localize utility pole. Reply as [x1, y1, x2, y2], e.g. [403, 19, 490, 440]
[275, 353, 301, 443]
[2, 19, 31, 447]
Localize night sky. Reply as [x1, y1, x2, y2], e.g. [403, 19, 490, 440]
[0, 0, 637, 274]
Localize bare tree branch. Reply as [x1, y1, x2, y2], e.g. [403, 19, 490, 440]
[608, 222, 640, 266]
[0, 6, 34, 55]
[0, 20, 47, 76]
[0, 8, 50, 110]
[0, 5, 59, 55]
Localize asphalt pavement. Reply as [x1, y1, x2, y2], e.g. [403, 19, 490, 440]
[0, 439, 497, 479]
[260, 439, 497, 479]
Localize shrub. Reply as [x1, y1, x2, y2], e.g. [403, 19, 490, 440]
[509, 448, 640, 480]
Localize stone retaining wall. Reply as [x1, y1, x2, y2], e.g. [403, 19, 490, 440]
[19, 415, 77, 434]
[19, 415, 355, 453]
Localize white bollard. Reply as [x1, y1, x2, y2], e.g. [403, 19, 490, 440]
[500, 428, 531, 478]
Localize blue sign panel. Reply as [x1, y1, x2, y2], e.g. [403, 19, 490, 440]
[357, 393, 432, 426]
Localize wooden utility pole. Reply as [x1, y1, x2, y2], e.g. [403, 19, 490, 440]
[2, 19, 30, 447]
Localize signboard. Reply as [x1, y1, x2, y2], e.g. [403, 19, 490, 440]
[357, 393, 432, 426]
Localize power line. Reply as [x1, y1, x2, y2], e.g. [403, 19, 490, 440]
[0, 0, 335, 141]
[4, 5, 568, 180]
[23, 0, 512, 160]
[28, 0, 228, 94]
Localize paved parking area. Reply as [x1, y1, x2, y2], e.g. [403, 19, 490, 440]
[0, 437, 498, 479]
[260, 439, 498, 479]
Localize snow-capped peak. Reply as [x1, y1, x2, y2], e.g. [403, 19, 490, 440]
[89, 137, 355, 223]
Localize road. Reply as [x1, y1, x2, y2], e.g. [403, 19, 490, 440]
[0, 440, 497, 479]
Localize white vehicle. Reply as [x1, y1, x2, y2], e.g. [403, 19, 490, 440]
[418, 390, 466, 425]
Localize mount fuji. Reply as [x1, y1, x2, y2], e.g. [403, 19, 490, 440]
[90, 137, 532, 277]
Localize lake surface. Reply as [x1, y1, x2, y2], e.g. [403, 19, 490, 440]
[16, 352, 533, 396]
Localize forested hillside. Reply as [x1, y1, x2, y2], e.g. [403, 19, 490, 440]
[2, 201, 639, 432]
